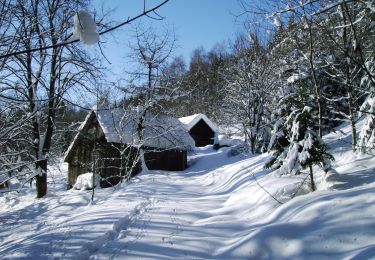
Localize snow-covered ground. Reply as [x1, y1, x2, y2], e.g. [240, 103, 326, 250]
[1, 122, 375, 259]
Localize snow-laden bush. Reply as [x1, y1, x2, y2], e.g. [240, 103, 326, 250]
[267, 104, 334, 191]
[279, 106, 333, 175]
[358, 59, 375, 155]
[214, 134, 247, 155]
[227, 142, 250, 157]
[216, 135, 243, 148]
[358, 96, 375, 155]
[73, 172, 100, 190]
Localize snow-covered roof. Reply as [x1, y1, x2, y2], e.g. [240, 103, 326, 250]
[178, 114, 218, 132]
[64, 109, 195, 161]
[96, 109, 195, 150]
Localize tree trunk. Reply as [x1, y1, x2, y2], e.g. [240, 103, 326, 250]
[91, 141, 98, 202]
[91, 172, 95, 201]
[250, 135, 256, 154]
[341, 5, 357, 152]
[348, 91, 357, 151]
[137, 110, 149, 172]
[36, 159, 47, 198]
[308, 23, 323, 138]
[309, 164, 316, 192]
[139, 149, 149, 172]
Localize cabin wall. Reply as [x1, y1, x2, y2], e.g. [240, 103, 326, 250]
[67, 141, 141, 188]
[66, 117, 141, 188]
[66, 112, 188, 188]
[67, 138, 95, 187]
[67, 138, 188, 187]
[189, 119, 215, 147]
[98, 144, 141, 188]
[145, 149, 187, 171]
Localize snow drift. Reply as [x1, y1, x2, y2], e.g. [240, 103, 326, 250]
[0, 122, 374, 259]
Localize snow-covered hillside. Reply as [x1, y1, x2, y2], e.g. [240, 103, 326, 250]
[0, 122, 374, 259]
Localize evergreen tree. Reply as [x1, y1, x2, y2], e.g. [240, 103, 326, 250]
[358, 58, 375, 154]
[266, 61, 334, 191]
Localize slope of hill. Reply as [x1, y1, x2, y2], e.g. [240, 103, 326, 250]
[0, 122, 374, 259]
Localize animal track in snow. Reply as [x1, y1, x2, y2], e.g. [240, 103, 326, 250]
[77, 198, 156, 259]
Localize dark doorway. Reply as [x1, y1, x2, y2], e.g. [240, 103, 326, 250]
[189, 119, 215, 147]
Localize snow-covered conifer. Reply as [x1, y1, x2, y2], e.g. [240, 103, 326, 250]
[358, 97, 375, 155]
[279, 106, 334, 191]
[358, 59, 375, 154]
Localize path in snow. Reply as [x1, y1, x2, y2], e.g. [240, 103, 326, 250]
[0, 147, 271, 259]
[87, 147, 262, 259]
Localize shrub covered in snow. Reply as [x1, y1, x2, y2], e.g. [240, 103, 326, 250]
[227, 142, 250, 157]
[267, 104, 334, 191]
[213, 134, 248, 156]
[73, 172, 100, 190]
[358, 58, 375, 154]
[265, 117, 289, 169]
[215, 135, 243, 149]
[358, 97, 375, 155]
[284, 109, 332, 173]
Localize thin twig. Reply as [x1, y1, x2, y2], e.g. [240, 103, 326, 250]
[251, 171, 284, 205]
[98, 42, 111, 64]
[290, 173, 310, 199]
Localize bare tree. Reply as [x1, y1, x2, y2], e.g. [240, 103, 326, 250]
[0, 0, 173, 198]
[0, 0, 101, 197]
[223, 32, 276, 153]
[120, 25, 176, 171]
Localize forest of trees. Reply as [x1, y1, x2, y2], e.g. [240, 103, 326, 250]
[0, 0, 374, 197]
[159, 0, 374, 190]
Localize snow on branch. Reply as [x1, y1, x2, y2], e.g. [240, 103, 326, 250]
[0, 0, 170, 59]
[73, 11, 99, 46]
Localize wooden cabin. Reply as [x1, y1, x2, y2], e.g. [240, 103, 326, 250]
[64, 109, 194, 188]
[179, 114, 218, 147]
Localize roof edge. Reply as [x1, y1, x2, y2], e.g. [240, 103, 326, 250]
[178, 113, 218, 132]
[63, 110, 96, 162]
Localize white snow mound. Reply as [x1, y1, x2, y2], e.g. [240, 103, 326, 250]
[73, 172, 99, 190]
[1, 120, 375, 259]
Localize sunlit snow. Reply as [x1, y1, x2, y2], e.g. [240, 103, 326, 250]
[0, 122, 375, 259]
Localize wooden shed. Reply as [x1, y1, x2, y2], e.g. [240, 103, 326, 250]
[64, 109, 194, 188]
[179, 114, 218, 147]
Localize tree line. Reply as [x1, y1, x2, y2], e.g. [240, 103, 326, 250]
[159, 0, 374, 190]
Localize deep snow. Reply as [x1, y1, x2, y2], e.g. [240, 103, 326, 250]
[0, 122, 375, 259]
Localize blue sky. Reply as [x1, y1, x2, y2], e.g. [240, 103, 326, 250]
[93, 0, 244, 77]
